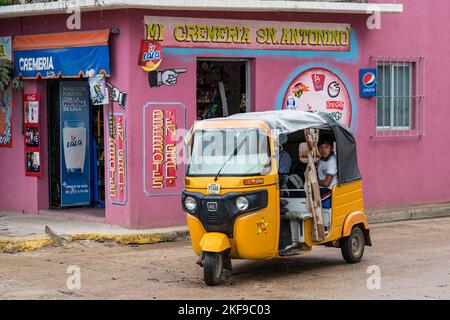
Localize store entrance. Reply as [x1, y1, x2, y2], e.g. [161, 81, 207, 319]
[48, 78, 105, 210]
[196, 59, 250, 120]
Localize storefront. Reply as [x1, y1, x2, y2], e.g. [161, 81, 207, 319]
[0, 1, 449, 229]
[12, 30, 111, 209]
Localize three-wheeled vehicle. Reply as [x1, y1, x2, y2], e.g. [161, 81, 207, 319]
[182, 110, 372, 286]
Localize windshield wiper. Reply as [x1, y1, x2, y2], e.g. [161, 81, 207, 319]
[213, 138, 246, 182]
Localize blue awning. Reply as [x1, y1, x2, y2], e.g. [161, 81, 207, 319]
[13, 29, 110, 79]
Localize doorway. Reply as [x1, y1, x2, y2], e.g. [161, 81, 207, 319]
[196, 59, 250, 120]
[47, 78, 105, 210]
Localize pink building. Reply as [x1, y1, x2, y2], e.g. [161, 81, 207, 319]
[0, 0, 448, 228]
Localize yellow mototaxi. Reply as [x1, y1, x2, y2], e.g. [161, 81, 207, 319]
[182, 110, 372, 286]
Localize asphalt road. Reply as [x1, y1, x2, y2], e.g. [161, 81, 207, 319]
[1, 217, 450, 299]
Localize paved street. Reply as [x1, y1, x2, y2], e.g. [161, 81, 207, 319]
[1, 217, 450, 300]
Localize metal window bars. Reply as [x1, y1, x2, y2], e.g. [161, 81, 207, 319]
[370, 56, 425, 138]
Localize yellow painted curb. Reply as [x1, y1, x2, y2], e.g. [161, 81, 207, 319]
[0, 236, 56, 253]
[0, 230, 188, 253]
[68, 232, 171, 245]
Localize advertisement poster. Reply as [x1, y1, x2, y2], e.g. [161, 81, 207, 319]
[106, 113, 127, 205]
[24, 94, 40, 124]
[143, 102, 185, 196]
[23, 94, 41, 177]
[25, 126, 39, 147]
[282, 67, 352, 128]
[88, 73, 109, 105]
[0, 36, 12, 148]
[60, 81, 91, 206]
[26, 151, 40, 174]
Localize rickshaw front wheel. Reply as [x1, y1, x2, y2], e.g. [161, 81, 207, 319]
[204, 252, 224, 286]
[341, 226, 365, 263]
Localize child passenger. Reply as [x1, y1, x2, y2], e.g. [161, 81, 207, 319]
[317, 137, 338, 191]
[317, 137, 337, 213]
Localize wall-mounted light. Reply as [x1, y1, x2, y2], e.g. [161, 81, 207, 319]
[110, 28, 120, 36]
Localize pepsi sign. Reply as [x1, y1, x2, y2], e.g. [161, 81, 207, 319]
[359, 69, 377, 98]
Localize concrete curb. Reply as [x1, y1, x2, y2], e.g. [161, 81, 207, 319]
[366, 204, 450, 224]
[67, 229, 191, 244]
[0, 235, 57, 254]
[0, 229, 190, 253]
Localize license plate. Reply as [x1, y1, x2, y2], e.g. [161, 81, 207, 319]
[207, 183, 220, 195]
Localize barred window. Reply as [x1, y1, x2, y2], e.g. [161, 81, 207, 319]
[372, 57, 425, 138]
[377, 63, 411, 129]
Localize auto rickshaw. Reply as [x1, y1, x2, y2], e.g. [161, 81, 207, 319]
[182, 110, 372, 286]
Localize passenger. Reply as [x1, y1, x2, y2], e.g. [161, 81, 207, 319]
[317, 137, 338, 209]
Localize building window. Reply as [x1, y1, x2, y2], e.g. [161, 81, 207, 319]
[372, 57, 425, 138]
[377, 63, 411, 129]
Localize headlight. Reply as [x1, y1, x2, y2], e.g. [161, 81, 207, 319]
[235, 196, 249, 211]
[184, 196, 197, 211]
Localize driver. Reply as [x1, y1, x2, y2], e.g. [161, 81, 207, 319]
[278, 134, 292, 188]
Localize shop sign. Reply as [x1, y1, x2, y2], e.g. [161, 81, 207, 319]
[107, 113, 127, 205]
[14, 45, 110, 79]
[0, 37, 12, 148]
[59, 81, 91, 206]
[144, 16, 350, 52]
[143, 103, 185, 196]
[138, 39, 163, 72]
[359, 69, 377, 98]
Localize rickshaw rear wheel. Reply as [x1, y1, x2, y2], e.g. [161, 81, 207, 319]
[341, 225, 365, 263]
[204, 252, 224, 286]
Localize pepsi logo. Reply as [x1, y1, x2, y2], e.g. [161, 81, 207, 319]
[363, 72, 376, 88]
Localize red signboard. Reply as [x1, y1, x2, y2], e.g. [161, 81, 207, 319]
[107, 113, 127, 205]
[144, 103, 185, 196]
[138, 39, 163, 72]
[311, 73, 325, 91]
[326, 100, 345, 111]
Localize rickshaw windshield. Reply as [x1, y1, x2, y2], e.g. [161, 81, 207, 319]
[187, 128, 271, 176]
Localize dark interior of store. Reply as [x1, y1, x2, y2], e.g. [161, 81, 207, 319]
[196, 59, 248, 120]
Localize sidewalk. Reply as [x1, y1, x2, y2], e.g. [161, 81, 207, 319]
[365, 202, 450, 223]
[0, 212, 189, 253]
[1, 201, 450, 253]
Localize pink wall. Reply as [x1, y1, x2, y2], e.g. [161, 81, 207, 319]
[126, 3, 450, 227]
[357, 0, 450, 207]
[0, 87, 28, 212]
[1, 0, 449, 228]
